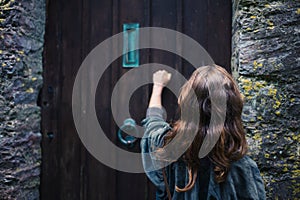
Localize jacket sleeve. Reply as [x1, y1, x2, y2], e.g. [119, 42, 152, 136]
[140, 107, 171, 199]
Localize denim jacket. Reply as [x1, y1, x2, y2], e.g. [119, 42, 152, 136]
[141, 107, 266, 200]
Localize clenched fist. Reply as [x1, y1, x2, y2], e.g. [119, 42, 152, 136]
[153, 70, 172, 87]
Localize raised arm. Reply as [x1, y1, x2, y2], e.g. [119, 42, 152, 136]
[141, 70, 173, 199]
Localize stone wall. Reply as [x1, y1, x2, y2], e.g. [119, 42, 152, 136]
[232, 0, 300, 199]
[0, 0, 45, 199]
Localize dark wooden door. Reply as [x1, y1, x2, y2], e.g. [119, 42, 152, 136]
[40, 0, 231, 199]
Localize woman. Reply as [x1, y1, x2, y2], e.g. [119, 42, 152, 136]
[141, 65, 266, 200]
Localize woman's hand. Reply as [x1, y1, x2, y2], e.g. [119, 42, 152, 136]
[148, 70, 172, 108]
[153, 70, 172, 87]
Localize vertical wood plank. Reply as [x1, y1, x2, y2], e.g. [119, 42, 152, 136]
[182, 0, 209, 77]
[151, 0, 180, 121]
[82, 0, 117, 199]
[40, 0, 62, 198]
[207, 0, 232, 72]
[41, 0, 84, 199]
[115, 0, 150, 199]
[183, 0, 232, 72]
[58, 0, 83, 199]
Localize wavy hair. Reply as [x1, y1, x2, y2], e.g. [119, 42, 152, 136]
[163, 65, 248, 192]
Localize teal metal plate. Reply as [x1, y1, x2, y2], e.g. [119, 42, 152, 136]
[123, 23, 139, 67]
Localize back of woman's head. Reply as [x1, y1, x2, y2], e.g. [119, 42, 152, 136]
[167, 65, 248, 192]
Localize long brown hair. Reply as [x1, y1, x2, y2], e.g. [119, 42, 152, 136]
[163, 65, 248, 192]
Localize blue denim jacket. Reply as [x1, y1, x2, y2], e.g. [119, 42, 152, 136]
[141, 107, 266, 200]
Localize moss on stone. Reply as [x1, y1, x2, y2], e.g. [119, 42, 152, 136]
[0, 0, 45, 198]
[233, 0, 300, 198]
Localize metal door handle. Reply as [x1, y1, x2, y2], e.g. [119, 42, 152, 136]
[117, 118, 138, 147]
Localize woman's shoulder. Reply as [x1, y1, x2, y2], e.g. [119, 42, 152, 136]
[228, 155, 261, 179]
[231, 155, 259, 171]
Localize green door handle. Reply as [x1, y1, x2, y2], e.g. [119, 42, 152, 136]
[117, 118, 138, 147]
